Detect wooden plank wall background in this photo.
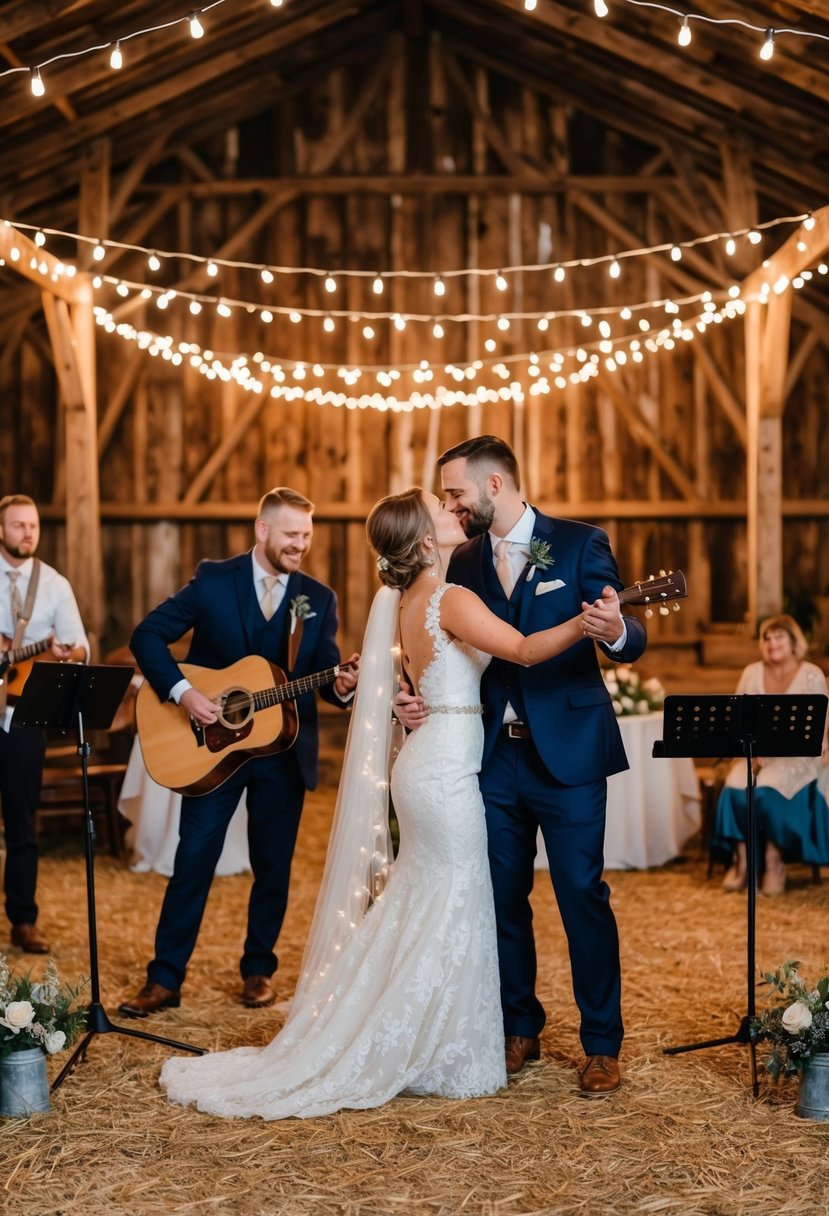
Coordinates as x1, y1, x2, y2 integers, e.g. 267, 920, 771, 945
1, 52, 828, 657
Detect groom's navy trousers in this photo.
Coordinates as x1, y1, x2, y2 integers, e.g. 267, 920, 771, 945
448, 509, 647, 1057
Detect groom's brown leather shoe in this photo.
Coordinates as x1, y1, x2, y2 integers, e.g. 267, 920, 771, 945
579, 1054, 621, 1097
505, 1035, 541, 1075
10, 923, 50, 954
242, 975, 276, 1008
118, 982, 180, 1019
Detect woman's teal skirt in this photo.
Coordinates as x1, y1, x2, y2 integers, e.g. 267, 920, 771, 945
712, 780, 829, 865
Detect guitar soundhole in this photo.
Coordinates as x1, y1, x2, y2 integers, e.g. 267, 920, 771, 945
218, 686, 254, 729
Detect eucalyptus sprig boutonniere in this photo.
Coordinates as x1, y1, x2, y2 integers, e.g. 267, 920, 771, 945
525, 537, 555, 582
289, 594, 317, 635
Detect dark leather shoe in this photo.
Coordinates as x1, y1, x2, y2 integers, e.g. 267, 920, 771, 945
579, 1054, 621, 1097
242, 975, 276, 1008
10, 923, 50, 954
118, 982, 180, 1019
505, 1035, 541, 1075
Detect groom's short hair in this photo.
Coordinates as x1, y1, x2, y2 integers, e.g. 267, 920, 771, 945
437, 434, 520, 490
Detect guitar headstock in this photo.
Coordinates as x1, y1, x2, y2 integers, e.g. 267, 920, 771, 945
619, 569, 687, 618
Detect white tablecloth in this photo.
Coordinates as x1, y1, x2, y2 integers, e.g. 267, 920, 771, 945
118, 737, 251, 876
535, 712, 701, 871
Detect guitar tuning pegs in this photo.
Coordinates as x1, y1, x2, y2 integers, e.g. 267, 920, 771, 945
658, 568, 666, 577
659, 605, 670, 616
672, 602, 681, 612
645, 608, 654, 619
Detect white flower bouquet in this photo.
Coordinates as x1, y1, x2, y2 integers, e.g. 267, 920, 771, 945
602, 665, 665, 716
0, 955, 87, 1059
752, 961, 829, 1081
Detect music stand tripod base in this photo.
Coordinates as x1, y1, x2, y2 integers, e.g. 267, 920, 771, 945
654, 692, 828, 1097
12, 661, 205, 1091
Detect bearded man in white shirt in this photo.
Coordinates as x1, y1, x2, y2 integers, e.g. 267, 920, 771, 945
0, 494, 89, 954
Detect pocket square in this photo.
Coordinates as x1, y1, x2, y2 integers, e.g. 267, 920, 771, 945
535, 579, 566, 596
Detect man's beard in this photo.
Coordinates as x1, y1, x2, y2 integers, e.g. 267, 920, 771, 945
0, 540, 35, 561
459, 494, 495, 538
264, 540, 304, 572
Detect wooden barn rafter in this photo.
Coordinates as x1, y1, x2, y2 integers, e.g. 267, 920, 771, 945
1, 0, 828, 655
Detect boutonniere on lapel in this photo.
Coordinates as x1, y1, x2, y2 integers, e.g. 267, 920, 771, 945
289, 594, 317, 635
525, 537, 555, 582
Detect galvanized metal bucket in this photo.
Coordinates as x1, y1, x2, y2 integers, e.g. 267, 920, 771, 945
796, 1052, 829, 1121
0, 1047, 51, 1117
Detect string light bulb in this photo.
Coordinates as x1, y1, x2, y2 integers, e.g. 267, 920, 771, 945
34, 231, 46, 247
260, 266, 274, 284
594, 0, 609, 15
725, 237, 736, 256
92, 243, 106, 262
206, 260, 218, 277
523, 0, 538, 10
324, 273, 337, 293
189, 12, 205, 39
372, 275, 384, 295
30, 68, 45, 97
495, 272, 508, 292
803, 214, 816, 232
677, 17, 692, 46
760, 29, 774, 60
433, 276, 446, 298
110, 41, 123, 70
148, 252, 161, 271
670, 245, 682, 261
609, 259, 621, 279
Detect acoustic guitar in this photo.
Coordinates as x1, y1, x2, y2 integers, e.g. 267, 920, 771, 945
0, 637, 54, 701
136, 571, 686, 798
136, 656, 355, 796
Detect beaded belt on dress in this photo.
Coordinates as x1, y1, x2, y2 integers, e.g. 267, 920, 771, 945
427, 704, 484, 715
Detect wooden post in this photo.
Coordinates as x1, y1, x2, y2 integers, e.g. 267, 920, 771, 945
42, 279, 104, 646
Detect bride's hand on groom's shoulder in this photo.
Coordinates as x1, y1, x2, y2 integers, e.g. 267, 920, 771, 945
394, 680, 429, 731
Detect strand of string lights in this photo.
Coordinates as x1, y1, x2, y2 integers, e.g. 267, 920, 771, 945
92, 289, 754, 411
4, 212, 813, 289
1, 0, 288, 96
564, 0, 829, 57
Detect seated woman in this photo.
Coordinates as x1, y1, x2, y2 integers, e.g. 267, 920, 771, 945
712, 614, 829, 896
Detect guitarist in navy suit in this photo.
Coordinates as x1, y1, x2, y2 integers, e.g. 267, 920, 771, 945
397, 436, 646, 1096
119, 488, 359, 1016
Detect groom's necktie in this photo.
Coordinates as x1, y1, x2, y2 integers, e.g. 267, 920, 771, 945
494, 540, 515, 598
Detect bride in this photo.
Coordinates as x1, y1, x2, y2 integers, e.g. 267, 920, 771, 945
160, 487, 593, 1119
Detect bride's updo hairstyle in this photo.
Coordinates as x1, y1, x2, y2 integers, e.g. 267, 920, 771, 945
367, 487, 435, 591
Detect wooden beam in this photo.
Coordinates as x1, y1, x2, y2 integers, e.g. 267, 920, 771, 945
595, 371, 698, 500
306, 38, 401, 174
438, 41, 547, 182
98, 346, 144, 455
692, 342, 747, 446
0, 224, 80, 304
41, 284, 103, 639
182, 388, 271, 504
0, 39, 78, 123
134, 173, 676, 197
35, 498, 766, 523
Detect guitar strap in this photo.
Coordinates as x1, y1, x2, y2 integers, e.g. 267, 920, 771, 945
0, 558, 40, 714
288, 615, 303, 672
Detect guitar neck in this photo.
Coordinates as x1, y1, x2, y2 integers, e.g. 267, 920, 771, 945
6, 637, 52, 665
253, 664, 343, 712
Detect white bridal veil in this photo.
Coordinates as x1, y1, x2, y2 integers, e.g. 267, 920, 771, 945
287, 585, 400, 1018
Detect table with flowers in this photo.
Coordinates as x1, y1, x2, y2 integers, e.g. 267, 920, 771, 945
535, 667, 701, 871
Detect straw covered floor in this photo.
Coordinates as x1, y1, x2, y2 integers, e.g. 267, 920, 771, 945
3, 781, 829, 1216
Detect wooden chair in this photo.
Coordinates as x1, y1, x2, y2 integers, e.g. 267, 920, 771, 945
37, 654, 138, 858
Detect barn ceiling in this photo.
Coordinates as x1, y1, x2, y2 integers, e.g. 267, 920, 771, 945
0, 0, 827, 220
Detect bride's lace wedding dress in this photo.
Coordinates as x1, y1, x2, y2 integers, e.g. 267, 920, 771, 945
160, 584, 506, 1119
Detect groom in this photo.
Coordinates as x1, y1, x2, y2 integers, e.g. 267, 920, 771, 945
398, 435, 646, 1096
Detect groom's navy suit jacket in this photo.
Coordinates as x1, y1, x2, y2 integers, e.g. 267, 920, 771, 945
131, 551, 344, 791
447, 509, 647, 786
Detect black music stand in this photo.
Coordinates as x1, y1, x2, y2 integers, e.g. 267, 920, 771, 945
13, 661, 204, 1091
653, 693, 827, 1095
